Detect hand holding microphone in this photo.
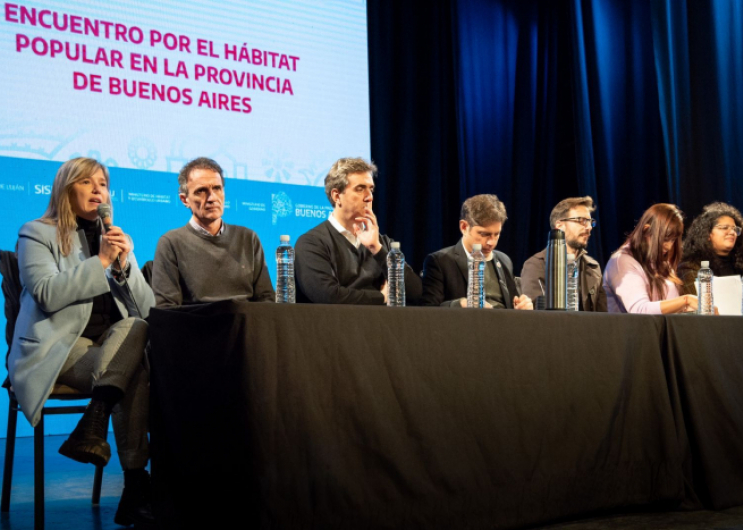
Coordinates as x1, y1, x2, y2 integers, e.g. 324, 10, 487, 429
96, 204, 131, 270
96, 204, 141, 317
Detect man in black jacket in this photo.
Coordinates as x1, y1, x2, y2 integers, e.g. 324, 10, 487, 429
421, 194, 532, 309
295, 157, 422, 305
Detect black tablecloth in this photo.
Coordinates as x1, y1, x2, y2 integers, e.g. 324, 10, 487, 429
149, 302, 688, 529
663, 315, 743, 510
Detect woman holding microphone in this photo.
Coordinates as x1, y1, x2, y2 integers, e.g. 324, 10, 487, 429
8, 157, 155, 527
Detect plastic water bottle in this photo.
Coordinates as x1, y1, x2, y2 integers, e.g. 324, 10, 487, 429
467, 244, 485, 308
696, 261, 714, 315
275, 235, 295, 304
386, 242, 405, 307
566, 253, 579, 311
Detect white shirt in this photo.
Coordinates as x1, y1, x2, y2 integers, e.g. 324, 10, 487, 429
189, 217, 224, 237
329, 213, 360, 249
461, 240, 495, 262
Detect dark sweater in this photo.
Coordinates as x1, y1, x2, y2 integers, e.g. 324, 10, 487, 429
152, 222, 275, 307
678, 254, 741, 295
77, 217, 121, 339
295, 220, 422, 305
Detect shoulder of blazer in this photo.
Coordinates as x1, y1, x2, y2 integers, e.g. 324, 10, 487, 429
19, 219, 57, 241
427, 244, 461, 268
493, 250, 514, 273
582, 253, 602, 270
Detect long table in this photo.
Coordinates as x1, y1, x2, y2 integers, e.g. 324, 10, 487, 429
148, 302, 743, 529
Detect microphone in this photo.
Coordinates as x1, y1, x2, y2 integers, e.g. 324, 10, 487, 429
97, 203, 113, 232
96, 202, 142, 317
97, 203, 118, 263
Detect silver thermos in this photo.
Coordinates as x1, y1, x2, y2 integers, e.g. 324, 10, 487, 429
545, 229, 567, 310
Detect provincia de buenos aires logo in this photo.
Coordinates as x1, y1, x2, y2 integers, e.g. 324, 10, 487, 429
271, 191, 333, 225
271, 191, 292, 225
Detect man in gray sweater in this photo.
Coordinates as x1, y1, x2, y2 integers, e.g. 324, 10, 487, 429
152, 157, 275, 307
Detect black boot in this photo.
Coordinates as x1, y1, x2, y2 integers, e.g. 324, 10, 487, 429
58, 400, 111, 467
115, 469, 156, 528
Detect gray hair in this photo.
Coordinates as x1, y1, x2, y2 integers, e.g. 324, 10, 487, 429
324, 157, 378, 206
178, 157, 224, 195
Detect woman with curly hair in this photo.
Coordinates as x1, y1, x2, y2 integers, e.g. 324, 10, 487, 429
677, 202, 743, 294
603, 203, 697, 313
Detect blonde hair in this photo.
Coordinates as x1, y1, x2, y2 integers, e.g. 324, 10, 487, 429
39, 158, 110, 256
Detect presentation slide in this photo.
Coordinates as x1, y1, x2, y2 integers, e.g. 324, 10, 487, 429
0, 0, 370, 434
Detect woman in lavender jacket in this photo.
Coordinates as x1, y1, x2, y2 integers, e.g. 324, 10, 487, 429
603, 203, 698, 314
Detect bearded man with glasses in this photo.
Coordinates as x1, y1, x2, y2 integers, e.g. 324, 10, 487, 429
521, 196, 607, 311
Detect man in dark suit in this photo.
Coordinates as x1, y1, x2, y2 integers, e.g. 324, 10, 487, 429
421, 194, 532, 309
295, 157, 422, 305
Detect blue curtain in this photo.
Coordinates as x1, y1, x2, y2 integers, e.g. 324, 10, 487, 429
453, 1, 568, 262
566, 0, 666, 263
368, 0, 743, 271
709, 1, 743, 202
367, 2, 463, 266
652, 0, 743, 207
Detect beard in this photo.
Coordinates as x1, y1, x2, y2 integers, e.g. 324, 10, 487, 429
567, 234, 588, 252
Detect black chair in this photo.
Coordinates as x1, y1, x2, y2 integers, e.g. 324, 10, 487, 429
0, 250, 107, 530
141, 260, 154, 287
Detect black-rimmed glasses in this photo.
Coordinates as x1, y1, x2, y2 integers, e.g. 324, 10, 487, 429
560, 217, 597, 228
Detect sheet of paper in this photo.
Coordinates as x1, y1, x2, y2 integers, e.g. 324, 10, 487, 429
712, 275, 743, 316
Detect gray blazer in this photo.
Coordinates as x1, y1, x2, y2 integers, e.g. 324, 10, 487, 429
8, 220, 155, 426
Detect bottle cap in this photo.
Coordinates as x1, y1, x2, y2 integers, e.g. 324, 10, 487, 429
701, 260, 709, 268
280, 235, 290, 242
390, 242, 400, 249
567, 253, 575, 260
548, 229, 565, 240
472, 244, 482, 251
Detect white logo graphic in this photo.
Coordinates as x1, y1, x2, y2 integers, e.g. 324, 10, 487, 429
271, 192, 293, 225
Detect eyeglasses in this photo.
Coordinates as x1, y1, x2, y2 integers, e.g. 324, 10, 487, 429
560, 217, 597, 228
714, 224, 742, 236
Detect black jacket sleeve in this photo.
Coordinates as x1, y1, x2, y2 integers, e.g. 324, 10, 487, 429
421, 253, 461, 307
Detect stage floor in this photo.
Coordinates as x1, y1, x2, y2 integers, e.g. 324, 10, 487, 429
0, 435, 741, 529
